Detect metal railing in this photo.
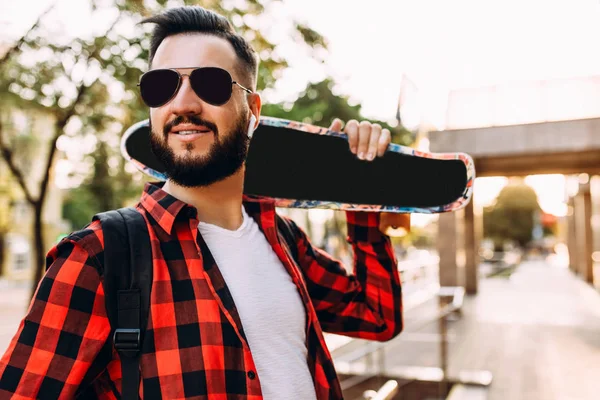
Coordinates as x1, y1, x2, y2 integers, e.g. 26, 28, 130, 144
363, 380, 399, 400
337, 287, 467, 398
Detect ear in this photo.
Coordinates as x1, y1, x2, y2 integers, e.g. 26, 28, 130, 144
247, 92, 262, 129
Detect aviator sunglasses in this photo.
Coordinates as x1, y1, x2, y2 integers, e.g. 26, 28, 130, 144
138, 67, 253, 108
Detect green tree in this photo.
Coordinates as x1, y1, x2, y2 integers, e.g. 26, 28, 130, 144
483, 181, 541, 249
0, 0, 328, 298
262, 78, 413, 146
62, 140, 145, 230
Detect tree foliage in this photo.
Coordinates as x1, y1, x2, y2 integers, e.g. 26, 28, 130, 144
483, 181, 541, 249
262, 78, 413, 146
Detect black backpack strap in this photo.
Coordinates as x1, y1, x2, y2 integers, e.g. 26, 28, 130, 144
276, 215, 299, 263
94, 207, 152, 400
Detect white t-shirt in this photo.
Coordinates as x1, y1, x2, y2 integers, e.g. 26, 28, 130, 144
197, 207, 317, 400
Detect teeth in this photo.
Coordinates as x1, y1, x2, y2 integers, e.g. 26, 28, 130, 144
177, 130, 205, 135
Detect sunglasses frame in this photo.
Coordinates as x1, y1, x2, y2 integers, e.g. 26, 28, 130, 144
137, 67, 253, 108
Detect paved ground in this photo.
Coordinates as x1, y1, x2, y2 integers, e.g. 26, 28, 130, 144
331, 260, 600, 400
0, 280, 32, 356
447, 261, 600, 400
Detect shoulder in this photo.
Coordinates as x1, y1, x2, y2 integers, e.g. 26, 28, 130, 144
275, 212, 300, 233
67, 219, 104, 255
274, 213, 307, 251
49, 207, 149, 274
47, 219, 104, 274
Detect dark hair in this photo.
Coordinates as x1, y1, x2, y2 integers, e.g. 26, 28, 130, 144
141, 6, 258, 89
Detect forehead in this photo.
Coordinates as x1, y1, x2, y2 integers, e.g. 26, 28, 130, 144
151, 33, 238, 72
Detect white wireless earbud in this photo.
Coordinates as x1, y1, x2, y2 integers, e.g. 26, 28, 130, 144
247, 114, 257, 138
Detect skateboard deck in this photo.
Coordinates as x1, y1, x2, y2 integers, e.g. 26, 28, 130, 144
121, 117, 474, 214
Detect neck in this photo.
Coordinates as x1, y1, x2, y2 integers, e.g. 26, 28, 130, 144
162, 166, 246, 230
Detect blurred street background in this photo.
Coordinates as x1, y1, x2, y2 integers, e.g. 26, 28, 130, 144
1, 1, 600, 399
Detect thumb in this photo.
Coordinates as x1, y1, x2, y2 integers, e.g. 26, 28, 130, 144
329, 118, 344, 132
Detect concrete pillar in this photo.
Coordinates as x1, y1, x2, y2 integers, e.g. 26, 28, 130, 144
591, 176, 600, 287
582, 185, 594, 284
575, 183, 594, 284
437, 212, 460, 287
566, 196, 578, 273
463, 197, 479, 295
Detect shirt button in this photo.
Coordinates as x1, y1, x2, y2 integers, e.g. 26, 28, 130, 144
247, 371, 256, 380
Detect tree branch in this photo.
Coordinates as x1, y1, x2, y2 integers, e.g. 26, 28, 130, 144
39, 14, 121, 206
0, 3, 55, 66
39, 77, 97, 209
2, 11, 122, 210
0, 119, 36, 205
65, 14, 121, 96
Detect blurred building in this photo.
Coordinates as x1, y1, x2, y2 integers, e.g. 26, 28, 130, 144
422, 76, 600, 292
444, 75, 600, 130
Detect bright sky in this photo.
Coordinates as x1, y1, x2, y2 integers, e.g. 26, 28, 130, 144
279, 0, 600, 126
7, 0, 600, 121
4, 0, 597, 218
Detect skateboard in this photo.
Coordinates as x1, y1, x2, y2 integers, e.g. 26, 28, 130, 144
121, 117, 474, 214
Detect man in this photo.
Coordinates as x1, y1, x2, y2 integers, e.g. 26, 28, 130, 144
0, 6, 402, 399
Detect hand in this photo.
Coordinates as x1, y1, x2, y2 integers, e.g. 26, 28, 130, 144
329, 118, 391, 161
379, 212, 411, 236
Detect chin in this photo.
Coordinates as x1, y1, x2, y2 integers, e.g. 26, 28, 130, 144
170, 142, 211, 157
179, 147, 208, 156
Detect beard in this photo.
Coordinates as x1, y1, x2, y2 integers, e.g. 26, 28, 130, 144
149, 114, 250, 188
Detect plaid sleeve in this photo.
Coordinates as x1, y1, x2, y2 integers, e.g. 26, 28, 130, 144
290, 211, 403, 341
0, 238, 111, 399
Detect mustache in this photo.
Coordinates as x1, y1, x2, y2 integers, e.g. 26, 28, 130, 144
163, 115, 219, 137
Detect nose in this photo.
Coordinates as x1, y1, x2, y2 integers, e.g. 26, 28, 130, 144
168, 74, 203, 116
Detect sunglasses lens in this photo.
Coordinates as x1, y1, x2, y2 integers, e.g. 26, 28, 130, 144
139, 69, 180, 107
191, 67, 233, 106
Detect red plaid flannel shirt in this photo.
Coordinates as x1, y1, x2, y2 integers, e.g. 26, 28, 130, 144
0, 183, 403, 399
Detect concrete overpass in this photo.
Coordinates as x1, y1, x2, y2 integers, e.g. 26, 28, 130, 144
428, 117, 600, 294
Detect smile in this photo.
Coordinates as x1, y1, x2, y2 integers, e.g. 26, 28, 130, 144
170, 123, 214, 136
175, 130, 210, 135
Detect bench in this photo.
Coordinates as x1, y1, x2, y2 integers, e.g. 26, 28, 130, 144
446, 384, 488, 400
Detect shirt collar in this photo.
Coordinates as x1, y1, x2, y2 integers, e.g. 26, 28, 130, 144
139, 182, 276, 235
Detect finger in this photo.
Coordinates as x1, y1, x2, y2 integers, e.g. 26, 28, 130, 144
377, 129, 391, 157
345, 119, 359, 154
357, 121, 371, 160
366, 124, 381, 161
329, 118, 344, 132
